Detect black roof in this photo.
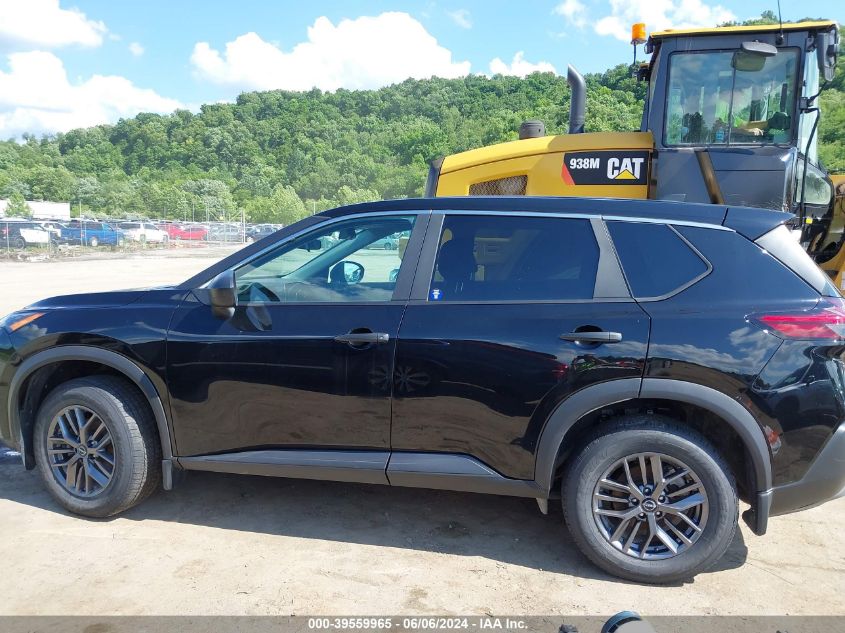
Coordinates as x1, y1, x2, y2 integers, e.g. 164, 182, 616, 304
325, 196, 791, 240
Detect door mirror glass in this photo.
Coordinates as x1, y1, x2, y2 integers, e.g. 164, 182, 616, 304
335, 261, 364, 284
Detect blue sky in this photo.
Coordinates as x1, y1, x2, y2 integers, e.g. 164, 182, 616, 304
0, 0, 843, 138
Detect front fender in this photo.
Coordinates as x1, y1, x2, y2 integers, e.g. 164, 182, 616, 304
7, 345, 174, 468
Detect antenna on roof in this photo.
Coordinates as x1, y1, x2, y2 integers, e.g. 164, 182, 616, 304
775, 0, 785, 45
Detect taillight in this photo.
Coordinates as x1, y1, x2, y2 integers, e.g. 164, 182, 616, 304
754, 299, 845, 340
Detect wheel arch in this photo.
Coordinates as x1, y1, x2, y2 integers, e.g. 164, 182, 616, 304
534, 378, 773, 501
8, 346, 174, 470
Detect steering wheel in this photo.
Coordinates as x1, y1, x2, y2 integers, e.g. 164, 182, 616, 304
244, 282, 280, 303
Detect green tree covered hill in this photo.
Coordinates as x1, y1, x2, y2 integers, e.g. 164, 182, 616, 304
0, 25, 842, 224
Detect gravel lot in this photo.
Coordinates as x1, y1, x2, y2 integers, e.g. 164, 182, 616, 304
1, 253, 843, 616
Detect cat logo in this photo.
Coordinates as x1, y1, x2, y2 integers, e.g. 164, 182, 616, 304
607, 156, 646, 181
561, 150, 650, 186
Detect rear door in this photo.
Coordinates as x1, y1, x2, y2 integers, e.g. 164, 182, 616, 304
390, 212, 650, 481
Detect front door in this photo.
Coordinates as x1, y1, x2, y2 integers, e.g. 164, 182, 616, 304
167, 212, 424, 458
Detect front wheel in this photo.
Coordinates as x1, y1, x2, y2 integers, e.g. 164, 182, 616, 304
562, 416, 738, 584
34, 376, 161, 517
88, 236, 99, 248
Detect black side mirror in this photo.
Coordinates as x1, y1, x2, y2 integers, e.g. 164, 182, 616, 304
817, 28, 839, 82
207, 269, 237, 319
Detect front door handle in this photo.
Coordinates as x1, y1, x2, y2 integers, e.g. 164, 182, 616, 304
334, 332, 390, 345
559, 331, 623, 344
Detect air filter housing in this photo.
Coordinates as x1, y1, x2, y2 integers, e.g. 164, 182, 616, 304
519, 120, 545, 140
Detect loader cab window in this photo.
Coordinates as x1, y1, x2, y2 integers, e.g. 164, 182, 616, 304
665, 48, 799, 146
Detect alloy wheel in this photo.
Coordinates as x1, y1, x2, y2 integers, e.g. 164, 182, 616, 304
46, 405, 116, 497
592, 451, 708, 560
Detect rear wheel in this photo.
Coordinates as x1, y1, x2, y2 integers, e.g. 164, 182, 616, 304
88, 236, 99, 248
562, 416, 738, 584
12, 236, 25, 250
34, 376, 161, 517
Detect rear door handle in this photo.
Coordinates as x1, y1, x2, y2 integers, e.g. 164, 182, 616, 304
559, 331, 623, 344
334, 332, 390, 345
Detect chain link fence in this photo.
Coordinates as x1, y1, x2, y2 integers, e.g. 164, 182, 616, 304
0, 216, 275, 260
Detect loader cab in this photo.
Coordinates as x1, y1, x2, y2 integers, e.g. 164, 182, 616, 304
642, 21, 839, 220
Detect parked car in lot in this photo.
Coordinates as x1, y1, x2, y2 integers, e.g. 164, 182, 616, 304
366, 232, 400, 250
61, 221, 125, 247
2, 196, 845, 584
119, 222, 168, 244
207, 224, 245, 242
37, 221, 70, 244
160, 223, 208, 241
0, 220, 52, 249
245, 225, 278, 243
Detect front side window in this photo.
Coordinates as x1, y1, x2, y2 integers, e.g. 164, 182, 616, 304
429, 215, 599, 302
235, 214, 416, 303
665, 49, 798, 146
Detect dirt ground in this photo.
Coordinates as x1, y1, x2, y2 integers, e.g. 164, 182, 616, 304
1, 253, 843, 616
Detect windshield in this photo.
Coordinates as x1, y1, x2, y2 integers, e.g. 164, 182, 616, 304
665, 48, 799, 146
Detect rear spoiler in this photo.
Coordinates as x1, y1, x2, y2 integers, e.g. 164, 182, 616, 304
722, 207, 794, 241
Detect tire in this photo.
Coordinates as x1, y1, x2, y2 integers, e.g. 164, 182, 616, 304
88, 236, 99, 248
12, 236, 25, 250
562, 415, 737, 584
33, 376, 161, 517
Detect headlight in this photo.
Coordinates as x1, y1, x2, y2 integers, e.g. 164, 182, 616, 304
0, 312, 45, 333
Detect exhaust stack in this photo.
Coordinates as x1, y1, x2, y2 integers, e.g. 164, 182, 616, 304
567, 64, 586, 134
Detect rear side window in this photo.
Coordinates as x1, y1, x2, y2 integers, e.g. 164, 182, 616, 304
429, 215, 599, 301
607, 221, 709, 299
756, 224, 839, 296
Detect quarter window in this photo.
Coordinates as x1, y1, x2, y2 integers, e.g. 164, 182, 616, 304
429, 215, 599, 302
235, 215, 416, 303
607, 221, 708, 298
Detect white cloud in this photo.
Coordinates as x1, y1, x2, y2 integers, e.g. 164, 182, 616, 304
128, 42, 145, 57
447, 9, 473, 29
0, 0, 107, 50
0, 51, 182, 138
553, 0, 587, 29
592, 0, 735, 42
489, 52, 556, 77
190, 12, 471, 92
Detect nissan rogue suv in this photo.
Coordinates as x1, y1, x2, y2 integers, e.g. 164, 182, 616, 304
1, 196, 844, 584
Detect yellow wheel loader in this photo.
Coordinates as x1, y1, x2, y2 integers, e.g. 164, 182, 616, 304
425, 21, 845, 286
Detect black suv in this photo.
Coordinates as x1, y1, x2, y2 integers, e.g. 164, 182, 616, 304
2, 197, 844, 583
